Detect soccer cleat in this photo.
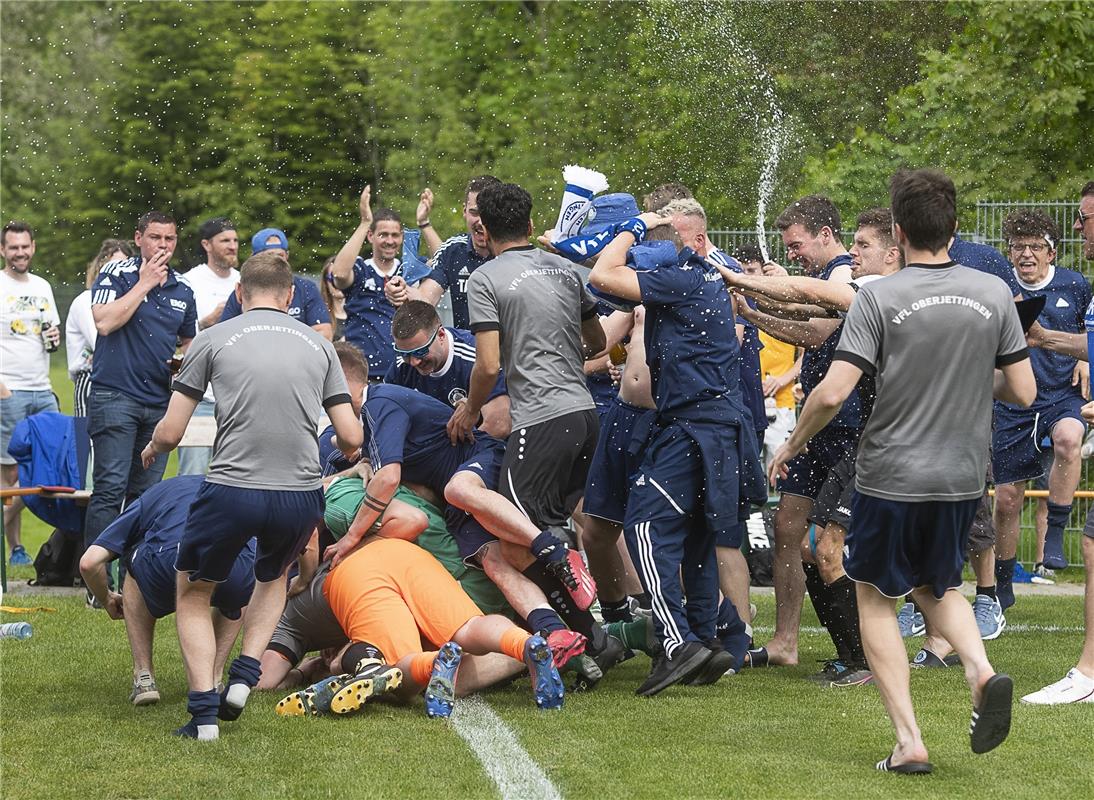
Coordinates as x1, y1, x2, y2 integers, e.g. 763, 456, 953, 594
972, 595, 1006, 640
897, 602, 925, 638
1020, 668, 1094, 705
544, 549, 597, 611
9, 545, 32, 566
970, 673, 1013, 754
544, 628, 587, 671
635, 641, 713, 697
424, 642, 463, 719
524, 634, 564, 710
129, 671, 160, 706
330, 661, 404, 716
1042, 529, 1068, 571
911, 648, 961, 668
830, 668, 874, 688
806, 659, 847, 685
276, 674, 350, 717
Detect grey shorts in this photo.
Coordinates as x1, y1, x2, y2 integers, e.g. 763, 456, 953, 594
966, 489, 996, 553
1083, 505, 1094, 539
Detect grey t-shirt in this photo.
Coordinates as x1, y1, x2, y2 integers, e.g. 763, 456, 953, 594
834, 263, 1028, 502
467, 246, 598, 428
174, 308, 351, 491
267, 562, 346, 665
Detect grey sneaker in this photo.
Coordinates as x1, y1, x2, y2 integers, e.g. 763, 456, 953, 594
972, 594, 1006, 640
130, 671, 160, 706
830, 668, 874, 687
897, 602, 924, 638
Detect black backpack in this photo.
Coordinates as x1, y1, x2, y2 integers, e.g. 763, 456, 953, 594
743, 508, 775, 587
30, 528, 83, 587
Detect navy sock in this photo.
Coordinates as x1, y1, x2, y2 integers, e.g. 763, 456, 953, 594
186, 688, 220, 727
826, 576, 866, 669
1045, 502, 1070, 559
995, 556, 1017, 611
530, 531, 567, 563
527, 607, 566, 635
600, 598, 633, 623
218, 655, 262, 721
976, 584, 997, 600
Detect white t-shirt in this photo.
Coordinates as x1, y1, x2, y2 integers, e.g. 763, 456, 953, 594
0, 269, 60, 391
179, 263, 241, 403
65, 290, 96, 377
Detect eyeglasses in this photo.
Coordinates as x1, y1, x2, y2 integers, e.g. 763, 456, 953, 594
393, 326, 441, 360
1008, 241, 1050, 255
1079, 208, 1094, 226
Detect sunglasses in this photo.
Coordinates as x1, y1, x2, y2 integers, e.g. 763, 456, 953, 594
393, 326, 441, 359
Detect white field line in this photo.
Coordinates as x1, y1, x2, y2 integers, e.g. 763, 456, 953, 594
451, 695, 562, 800
752, 623, 1085, 635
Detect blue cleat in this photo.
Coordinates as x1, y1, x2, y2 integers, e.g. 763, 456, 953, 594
524, 634, 564, 710
9, 546, 31, 566
424, 642, 462, 719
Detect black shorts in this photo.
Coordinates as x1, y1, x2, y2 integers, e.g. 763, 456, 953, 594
809, 454, 855, 531
778, 425, 859, 500
501, 408, 599, 530
965, 490, 995, 553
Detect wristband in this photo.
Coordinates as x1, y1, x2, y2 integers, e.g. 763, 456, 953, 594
619, 217, 648, 243
418, 220, 432, 228
363, 491, 390, 514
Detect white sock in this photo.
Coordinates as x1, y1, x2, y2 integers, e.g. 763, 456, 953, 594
225, 683, 251, 708
744, 623, 753, 639
196, 724, 219, 741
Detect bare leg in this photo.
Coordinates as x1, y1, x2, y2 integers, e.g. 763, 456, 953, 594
1, 464, 23, 553
1048, 419, 1084, 507
452, 614, 525, 656
1035, 499, 1048, 563
454, 653, 525, 696
992, 482, 1024, 562
212, 608, 245, 684
122, 575, 156, 678
815, 526, 846, 584
175, 574, 218, 692
767, 493, 813, 664
1079, 535, 1094, 678
445, 471, 541, 547
910, 586, 996, 705
618, 536, 643, 596
716, 546, 752, 624
480, 542, 550, 619
239, 578, 288, 660
856, 583, 929, 766
583, 516, 627, 603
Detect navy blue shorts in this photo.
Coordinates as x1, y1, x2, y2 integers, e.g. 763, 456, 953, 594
992, 396, 1085, 485
584, 398, 656, 525
777, 425, 859, 500
445, 437, 505, 564
176, 482, 323, 583
845, 492, 980, 599
131, 539, 256, 619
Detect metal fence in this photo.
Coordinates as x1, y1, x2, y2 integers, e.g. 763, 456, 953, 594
975, 200, 1085, 274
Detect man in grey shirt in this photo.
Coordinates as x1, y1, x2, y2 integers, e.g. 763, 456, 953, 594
768, 169, 1035, 773
449, 181, 605, 608
142, 251, 363, 741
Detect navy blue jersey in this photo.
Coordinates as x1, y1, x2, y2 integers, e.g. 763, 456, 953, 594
428, 235, 490, 329
708, 248, 767, 433
362, 383, 494, 495
383, 327, 507, 408
799, 254, 861, 429
342, 257, 414, 375
220, 275, 330, 328
90, 258, 197, 406
1005, 265, 1090, 409
586, 300, 618, 414
950, 234, 1022, 298
636, 248, 744, 422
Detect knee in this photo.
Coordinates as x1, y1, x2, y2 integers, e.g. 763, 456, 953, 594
444, 477, 473, 511
1053, 432, 1082, 463
993, 487, 1023, 519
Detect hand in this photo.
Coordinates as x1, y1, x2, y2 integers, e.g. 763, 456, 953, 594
1075, 361, 1091, 401
446, 400, 477, 445
536, 231, 561, 253
140, 442, 159, 469
352, 460, 374, 481
323, 538, 354, 568
608, 362, 623, 383
1083, 401, 1094, 425
287, 572, 309, 598
767, 441, 805, 487
43, 324, 61, 348
416, 188, 434, 226
358, 184, 373, 226
638, 211, 670, 228
1025, 320, 1046, 348
105, 591, 124, 620
385, 276, 408, 306
202, 301, 226, 329
762, 376, 782, 397
138, 248, 170, 289
792, 383, 805, 403
762, 261, 789, 277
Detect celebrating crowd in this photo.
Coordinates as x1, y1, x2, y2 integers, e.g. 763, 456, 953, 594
2, 169, 1093, 774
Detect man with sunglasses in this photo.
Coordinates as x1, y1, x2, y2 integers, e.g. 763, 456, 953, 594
991, 210, 1090, 613
385, 300, 511, 439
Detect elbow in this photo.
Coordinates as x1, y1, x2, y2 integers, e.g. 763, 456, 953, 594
93, 319, 113, 337
1016, 385, 1037, 408
813, 385, 848, 411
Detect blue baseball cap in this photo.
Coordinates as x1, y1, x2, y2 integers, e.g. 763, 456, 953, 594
252, 227, 289, 253
581, 193, 641, 236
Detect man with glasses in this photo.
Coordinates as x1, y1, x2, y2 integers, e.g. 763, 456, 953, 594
992, 209, 1089, 617
385, 300, 511, 438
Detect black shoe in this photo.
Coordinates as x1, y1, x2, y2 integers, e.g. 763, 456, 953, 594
685, 644, 735, 686
635, 642, 713, 697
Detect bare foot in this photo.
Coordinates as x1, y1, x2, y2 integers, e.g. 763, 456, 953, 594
887, 739, 930, 768
762, 642, 799, 666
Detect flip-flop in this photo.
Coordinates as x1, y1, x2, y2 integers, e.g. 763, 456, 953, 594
911, 648, 961, 669
742, 647, 769, 669
970, 673, 1013, 753
875, 755, 933, 775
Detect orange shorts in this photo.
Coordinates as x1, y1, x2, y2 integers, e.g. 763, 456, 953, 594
322, 537, 484, 663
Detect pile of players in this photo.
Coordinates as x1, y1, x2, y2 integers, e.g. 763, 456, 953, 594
75, 171, 1094, 773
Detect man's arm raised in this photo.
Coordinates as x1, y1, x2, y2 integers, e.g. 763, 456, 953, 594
331, 185, 372, 291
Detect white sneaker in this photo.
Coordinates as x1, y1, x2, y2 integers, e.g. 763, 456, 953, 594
1021, 668, 1094, 705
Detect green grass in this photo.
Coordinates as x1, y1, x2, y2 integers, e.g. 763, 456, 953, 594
1, 592, 1090, 800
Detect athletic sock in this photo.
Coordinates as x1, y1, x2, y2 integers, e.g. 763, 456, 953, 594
522, 562, 596, 636
1045, 501, 1071, 558
526, 606, 566, 635
975, 584, 997, 601
177, 689, 220, 740
600, 597, 633, 623
218, 654, 262, 721
995, 556, 1017, 611
803, 562, 838, 648
530, 530, 568, 564
409, 651, 437, 686
500, 628, 532, 662
825, 576, 866, 669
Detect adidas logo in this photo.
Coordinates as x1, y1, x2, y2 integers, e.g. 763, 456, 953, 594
635, 475, 646, 486
467, 462, 482, 469
1057, 297, 1070, 308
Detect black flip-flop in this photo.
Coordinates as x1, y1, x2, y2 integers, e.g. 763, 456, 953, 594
911, 648, 961, 669
742, 647, 769, 668
970, 673, 1013, 753
875, 755, 933, 775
